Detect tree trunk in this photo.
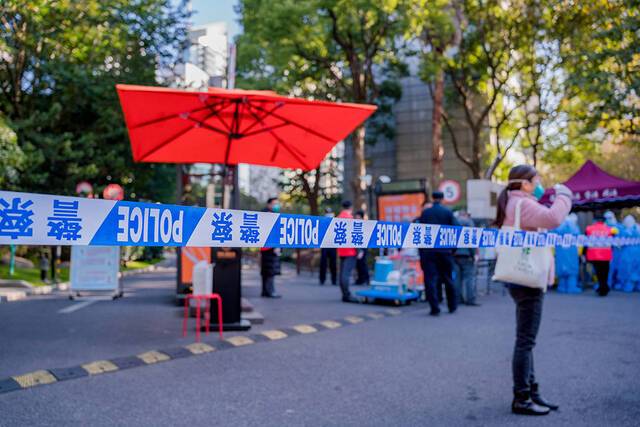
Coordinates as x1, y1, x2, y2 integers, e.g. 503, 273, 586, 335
300, 168, 320, 216
307, 192, 319, 216
350, 125, 367, 211
430, 71, 445, 190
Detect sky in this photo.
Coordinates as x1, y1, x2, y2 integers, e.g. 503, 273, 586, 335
190, 0, 241, 39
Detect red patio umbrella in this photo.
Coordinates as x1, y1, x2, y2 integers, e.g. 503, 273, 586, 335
115, 84, 377, 171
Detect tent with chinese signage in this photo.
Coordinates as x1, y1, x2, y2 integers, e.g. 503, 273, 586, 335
541, 160, 640, 210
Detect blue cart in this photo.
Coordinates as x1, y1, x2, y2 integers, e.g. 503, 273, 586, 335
356, 256, 421, 306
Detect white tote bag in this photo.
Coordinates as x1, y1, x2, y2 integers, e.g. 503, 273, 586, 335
492, 199, 552, 289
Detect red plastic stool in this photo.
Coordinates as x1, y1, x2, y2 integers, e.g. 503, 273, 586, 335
183, 294, 224, 342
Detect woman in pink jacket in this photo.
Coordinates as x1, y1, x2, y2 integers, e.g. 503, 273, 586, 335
495, 164, 572, 416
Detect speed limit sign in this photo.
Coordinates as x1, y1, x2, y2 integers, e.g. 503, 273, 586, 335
438, 180, 461, 204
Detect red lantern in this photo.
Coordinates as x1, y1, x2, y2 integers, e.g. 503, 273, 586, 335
103, 183, 124, 200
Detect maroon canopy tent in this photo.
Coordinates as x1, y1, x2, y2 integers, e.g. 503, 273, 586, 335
541, 160, 640, 210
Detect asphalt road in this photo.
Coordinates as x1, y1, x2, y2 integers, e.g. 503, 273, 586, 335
1, 264, 639, 426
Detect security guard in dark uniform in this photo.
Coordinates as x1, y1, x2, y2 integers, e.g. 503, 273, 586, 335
260, 197, 282, 298
418, 191, 458, 316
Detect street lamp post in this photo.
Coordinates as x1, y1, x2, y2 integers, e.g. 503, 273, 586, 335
362, 174, 373, 218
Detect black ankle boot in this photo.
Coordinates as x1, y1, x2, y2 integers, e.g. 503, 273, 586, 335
512, 391, 551, 416
531, 383, 559, 410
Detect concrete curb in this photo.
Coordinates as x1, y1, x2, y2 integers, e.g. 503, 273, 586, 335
0, 285, 54, 302
119, 264, 162, 278
0, 264, 173, 302
0, 308, 408, 394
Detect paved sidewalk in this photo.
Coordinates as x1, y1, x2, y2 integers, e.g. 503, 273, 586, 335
0, 269, 638, 426
0, 258, 409, 380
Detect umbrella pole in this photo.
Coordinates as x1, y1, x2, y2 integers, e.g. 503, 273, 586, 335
221, 164, 235, 209
221, 164, 240, 210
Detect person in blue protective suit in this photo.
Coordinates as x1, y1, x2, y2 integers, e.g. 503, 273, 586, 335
604, 210, 617, 227
554, 213, 581, 293
618, 215, 640, 293
604, 211, 622, 290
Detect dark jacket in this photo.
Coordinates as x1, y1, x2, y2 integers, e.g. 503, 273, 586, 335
260, 206, 281, 277
260, 248, 281, 277
417, 202, 457, 255
454, 216, 475, 258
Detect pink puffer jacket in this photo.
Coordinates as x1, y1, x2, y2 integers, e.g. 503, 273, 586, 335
503, 190, 572, 285
503, 190, 571, 231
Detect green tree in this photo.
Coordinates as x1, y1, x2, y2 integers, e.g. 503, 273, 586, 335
526, 1, 639, 177
237, 0, 409, 210
411, 0, 460, 188
432, 0, 547, 179
552, 0, 639, 143
0, 0, 189, 202
280, 151, 343, 215
0, 116, 24, 189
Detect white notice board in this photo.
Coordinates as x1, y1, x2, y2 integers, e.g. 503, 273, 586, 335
70, 246, 121, 294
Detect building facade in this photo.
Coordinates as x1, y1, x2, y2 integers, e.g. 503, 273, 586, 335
344, 76, 475, 209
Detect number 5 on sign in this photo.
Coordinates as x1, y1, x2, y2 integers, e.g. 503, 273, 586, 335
438, 180, 461, 205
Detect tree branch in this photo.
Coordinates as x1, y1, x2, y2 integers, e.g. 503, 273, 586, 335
442, 111, 474, 170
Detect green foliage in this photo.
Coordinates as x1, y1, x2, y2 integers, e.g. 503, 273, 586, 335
413, 0, 638, 180
365, 75, 405, 144
279, 150, 342, 215
1, 0, 636, 201
237, 0, 412, 208
237, 0, 409, 101
0, 263, 70, 286
552, 0, 639, 142
0, 0, 189, 202
0, 116, 24, 189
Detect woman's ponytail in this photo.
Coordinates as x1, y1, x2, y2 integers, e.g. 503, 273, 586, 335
494, 189, 510, 227
493, 164, 538, 228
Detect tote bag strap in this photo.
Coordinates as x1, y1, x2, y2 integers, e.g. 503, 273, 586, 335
514, 198, 524, 230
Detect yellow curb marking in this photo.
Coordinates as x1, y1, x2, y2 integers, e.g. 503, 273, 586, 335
3, 308, 403, 393
137, 351, 170, 364
293, 324, 318, 334
226, 336, 255, 347
12, 370, 57, 388
185, 342, 215, 354
320, 320, 341, 329
82, 360, 118, 375
262, 330, 288, 340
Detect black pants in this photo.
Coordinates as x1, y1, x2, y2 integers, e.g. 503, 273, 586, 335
339, 256, 356, 298
319, 248, 337, 285
261, 275, 275, 296
509, 285, 544, 394
40, 270, 47, 281
355, 251, 370, 285
592, 260, 610, 296
420, 252, 457, 313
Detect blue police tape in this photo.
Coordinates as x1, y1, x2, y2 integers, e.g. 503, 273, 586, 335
1, 190, 639, 249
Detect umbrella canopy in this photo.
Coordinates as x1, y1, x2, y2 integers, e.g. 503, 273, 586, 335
116, 84, 377, 171
541, 160, 640, 210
